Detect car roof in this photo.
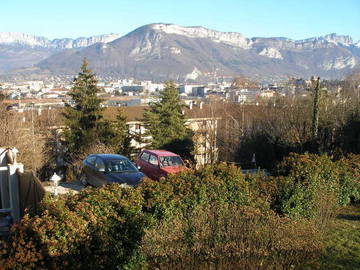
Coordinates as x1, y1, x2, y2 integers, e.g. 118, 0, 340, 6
142, 149, 179, 157
88, 154, 128, 160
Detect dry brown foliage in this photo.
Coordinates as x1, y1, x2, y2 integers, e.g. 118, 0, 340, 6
142, 204, 322, 270
0, 103, 45, 172
65, 142, 117, 181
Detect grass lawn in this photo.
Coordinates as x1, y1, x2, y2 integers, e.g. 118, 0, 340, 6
321, 204, 360, 269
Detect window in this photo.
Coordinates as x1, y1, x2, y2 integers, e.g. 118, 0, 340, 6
149, 155, 159, 166
105, 159, 137, 173
94, 158, 105, 170
135, 124, 141, 130
86, 156, 96, 165
140, 152, 150, 162
159, 156, 184, 167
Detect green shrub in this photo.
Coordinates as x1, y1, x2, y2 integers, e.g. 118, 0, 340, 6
138, 164, 322, 269
336, 154, 360, 203
273, 153, 360, 222
274, 154, 340, 221
139, 163, 253, 218
0, 186, 148, 270
2, 161, 347, 269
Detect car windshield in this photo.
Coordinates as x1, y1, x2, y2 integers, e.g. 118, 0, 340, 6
159, 156, 184, 167
105, 159, 137, 173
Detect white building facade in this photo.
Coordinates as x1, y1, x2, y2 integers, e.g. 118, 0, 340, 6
126, 117, 220, 166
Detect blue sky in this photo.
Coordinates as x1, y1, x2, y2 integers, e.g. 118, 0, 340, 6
1, 0, 360, 41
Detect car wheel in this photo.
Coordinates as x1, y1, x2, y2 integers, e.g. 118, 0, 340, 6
80, 173, 88, 186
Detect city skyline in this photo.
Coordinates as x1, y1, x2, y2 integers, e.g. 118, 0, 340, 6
1, 0, 360, 41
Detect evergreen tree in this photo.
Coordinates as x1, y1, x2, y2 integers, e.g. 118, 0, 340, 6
143, 81, 194, 159
111, 108, 135, 156
63, 58, 109, 161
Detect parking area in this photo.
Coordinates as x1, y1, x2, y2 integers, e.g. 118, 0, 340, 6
43, 180, 85, 195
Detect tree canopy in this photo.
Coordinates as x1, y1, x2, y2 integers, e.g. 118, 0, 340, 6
62, 58, 131, 162
143, 81, 193, 159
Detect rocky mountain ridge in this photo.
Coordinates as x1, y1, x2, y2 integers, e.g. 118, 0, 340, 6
1, 24, 359, 81
0, 32, 122, 49
1, 25, 358, 49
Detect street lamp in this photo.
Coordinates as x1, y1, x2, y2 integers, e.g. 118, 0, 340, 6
50, 173, 61, 196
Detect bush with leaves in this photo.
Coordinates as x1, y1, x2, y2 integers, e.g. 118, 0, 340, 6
0, 162, 333, 269
336, 154, 360, 203
142, 204, 322, 270
139, 163, 254, 221
0, 185, 148, 270
273, 153, 360, 223
138, 164, 322, 269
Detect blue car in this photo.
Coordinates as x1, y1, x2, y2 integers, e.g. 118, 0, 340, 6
80, 154, 145, 187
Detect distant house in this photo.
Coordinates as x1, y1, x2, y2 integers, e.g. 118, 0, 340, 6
105, 105, 220, 165
41, 93, 61, 99
228, 89, 259, 104
178, 85, 196, 95
259, 90, 276, 98
106, 99, 141, 107
121, 86, 144, 92
186, 117, 219, 165
192, 86, 207, 97
41, 88, 68, 99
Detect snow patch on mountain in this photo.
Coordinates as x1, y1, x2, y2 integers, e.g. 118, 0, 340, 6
130, 39, 154, 58
170, 47, 181, 54
322, 33, 353, 46
70, 34, 121, 48
0, 32, 121, 49
0, 32, 49, 47
297, 33, 354, 47
258, 47, 283, 59
185, 67, 202, 81
151, 24, 251, 49
322, 56, 356, 70
297, 63, 310, 70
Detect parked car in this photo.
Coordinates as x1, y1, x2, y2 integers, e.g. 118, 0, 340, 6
80, 154, 145, 187
135, 150, 187, 180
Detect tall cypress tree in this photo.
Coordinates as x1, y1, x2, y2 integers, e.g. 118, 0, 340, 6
143, 81, 193, 158
63, 58, 106, 161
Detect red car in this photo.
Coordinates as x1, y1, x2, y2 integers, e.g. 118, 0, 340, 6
135, 150, 187, 180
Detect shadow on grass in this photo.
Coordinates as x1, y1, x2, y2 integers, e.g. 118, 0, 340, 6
322, 253, 360, 270
321, 204, 360, 270
336, 214, 360, 221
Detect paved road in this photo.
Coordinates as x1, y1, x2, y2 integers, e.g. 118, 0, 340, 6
241, 169, 270, 175
44, 180, 85, 195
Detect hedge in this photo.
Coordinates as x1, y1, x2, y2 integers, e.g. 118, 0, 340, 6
2, 155, 359, 270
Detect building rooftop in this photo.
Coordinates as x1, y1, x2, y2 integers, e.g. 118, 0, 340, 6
104, 103, 220, 122
104, 106, 147, 122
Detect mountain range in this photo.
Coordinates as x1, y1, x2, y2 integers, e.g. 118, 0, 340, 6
1, 23, 360, 82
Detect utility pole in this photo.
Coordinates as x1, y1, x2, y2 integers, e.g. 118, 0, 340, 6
31, 102, 35, 149
312, 77, 321, 139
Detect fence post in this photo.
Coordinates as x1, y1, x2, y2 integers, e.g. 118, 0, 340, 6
8, 164, 23, 222
0, 148, 8, 209
0, 168, 10, 209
